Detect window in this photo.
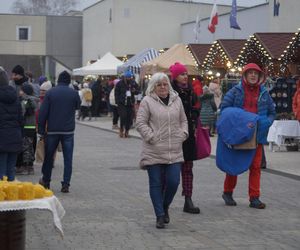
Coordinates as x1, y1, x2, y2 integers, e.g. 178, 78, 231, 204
16, 26, 31, 41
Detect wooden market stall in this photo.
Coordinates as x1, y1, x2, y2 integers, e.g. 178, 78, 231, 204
234, 32, 298, 114
201, 39, 246, 78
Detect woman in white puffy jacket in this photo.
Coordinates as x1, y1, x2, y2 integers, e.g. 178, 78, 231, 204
136, 72, 188, 229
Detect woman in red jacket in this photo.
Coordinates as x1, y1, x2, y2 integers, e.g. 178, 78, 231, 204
292, 79, 300, 121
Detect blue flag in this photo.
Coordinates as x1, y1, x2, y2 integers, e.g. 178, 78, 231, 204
230, 0, 241, 30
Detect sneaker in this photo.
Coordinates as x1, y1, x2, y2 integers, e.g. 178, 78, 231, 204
222, 192, 237, 206
39, 178, 50, 189
156, 216, 165, 229
249, 198, 266, 209
61, 184, 69, 193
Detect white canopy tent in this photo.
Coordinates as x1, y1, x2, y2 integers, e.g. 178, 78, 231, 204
73, 52, 123, 76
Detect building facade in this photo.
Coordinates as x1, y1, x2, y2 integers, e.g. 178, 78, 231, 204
182, 1, 300, 44
0, 14, 82, 80
82, 0, 232, 64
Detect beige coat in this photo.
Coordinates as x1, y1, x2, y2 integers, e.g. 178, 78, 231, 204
136, 91, 188, 169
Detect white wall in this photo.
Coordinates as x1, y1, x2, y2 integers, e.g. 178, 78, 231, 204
181, 1, 300, 44
181, 4, 269, 44
83, 0, 114, 64
0, 15, 46, 55
268, 0, 300, 32
83, 0, 231, 62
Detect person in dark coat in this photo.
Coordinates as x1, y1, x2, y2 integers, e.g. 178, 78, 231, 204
91, 77, 103, 117
115, 70, 139, 138
9, 65, 28, 96
170, 62, 200, 214
38, 71, 81, 193
0, 67, 23, 181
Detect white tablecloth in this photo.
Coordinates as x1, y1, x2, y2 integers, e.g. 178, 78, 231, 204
267, 120, 300, 146
0, 196, 65, 236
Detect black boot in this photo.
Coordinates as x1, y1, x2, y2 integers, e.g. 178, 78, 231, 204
222, 192, 237, 206
183, 196, 200, 214
163, 206, 170, 224
156, 216, 165, 229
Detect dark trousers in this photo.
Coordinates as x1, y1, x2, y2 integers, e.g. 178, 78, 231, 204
118, 105, 133, 131
42, 134, 74, 186
91, 99, 101, 117
112, 105, 119, 125
147, 163, 181, 217
181, 161, 194, 197
80, 106, 91, 120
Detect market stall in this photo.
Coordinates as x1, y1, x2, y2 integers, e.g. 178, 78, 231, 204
73, 52, 123, 76
202, 39, 246, 78
140, 44, 199, 77
187, 43, 211, 75
234, 32, 299, 114
117, 48, 160, 75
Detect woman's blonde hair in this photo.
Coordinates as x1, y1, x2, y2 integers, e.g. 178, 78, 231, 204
145, 72, 173, 96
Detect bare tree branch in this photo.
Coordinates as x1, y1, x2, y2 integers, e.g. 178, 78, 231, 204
11, 0, 78, 15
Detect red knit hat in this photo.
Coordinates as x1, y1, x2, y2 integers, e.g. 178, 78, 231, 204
169, 62, 187, 80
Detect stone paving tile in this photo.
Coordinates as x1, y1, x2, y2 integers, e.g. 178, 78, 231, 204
18, 124, 300, 250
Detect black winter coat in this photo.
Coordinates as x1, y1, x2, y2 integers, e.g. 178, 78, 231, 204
0, 85, 23, 153
172, 82, 198, 161
115, 79, 139, 107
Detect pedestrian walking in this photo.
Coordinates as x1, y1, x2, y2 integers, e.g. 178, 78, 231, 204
115, 70, 139, 138
79, 83, 93, 121
16, 83, 38, 175
9, 65, 28, 96
109, 79, 120, 129
169, 62, 200, 214
0, 67, 23, 181
292, 79, 300, 121
136, 72, 188, 229
199, 86, 217, 137
220, 63, 275, 209
38, 71, 81, 193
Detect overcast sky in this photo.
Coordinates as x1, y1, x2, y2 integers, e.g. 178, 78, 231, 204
0, 0, 268, 14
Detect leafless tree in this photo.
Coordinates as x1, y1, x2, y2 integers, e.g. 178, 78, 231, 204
11, 0, 78, 15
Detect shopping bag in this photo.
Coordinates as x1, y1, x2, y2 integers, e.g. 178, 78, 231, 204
195, 120, 211, 160
35, 139, 45, 163
233, 125, 257, 150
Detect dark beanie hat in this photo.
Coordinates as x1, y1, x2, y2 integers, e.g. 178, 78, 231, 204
12, 65, 25, 76
58, 71, 71, 84
21, 83, 34, 95
0, 67, 9, 86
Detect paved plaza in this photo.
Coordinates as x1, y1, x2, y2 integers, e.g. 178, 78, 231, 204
17, 121, 300, 250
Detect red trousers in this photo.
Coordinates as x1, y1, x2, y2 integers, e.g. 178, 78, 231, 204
223, 144, 263, 200
181, 161, 193, 197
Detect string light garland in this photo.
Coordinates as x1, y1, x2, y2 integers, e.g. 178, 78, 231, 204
202, 41, 230, 73
234, 34, 275, 75
279, 28, 300, 74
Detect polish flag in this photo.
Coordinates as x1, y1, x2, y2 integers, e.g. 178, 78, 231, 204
208, 1, 218, 33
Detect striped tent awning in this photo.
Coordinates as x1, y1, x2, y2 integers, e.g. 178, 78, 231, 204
117, 48, 160, 74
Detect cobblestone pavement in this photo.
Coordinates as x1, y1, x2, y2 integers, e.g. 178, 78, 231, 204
18, 124, 300, 250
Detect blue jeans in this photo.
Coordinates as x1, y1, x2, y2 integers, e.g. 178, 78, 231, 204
0, 152, 17, 181
42, 134, 74, 186
147, 163, 181, 217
